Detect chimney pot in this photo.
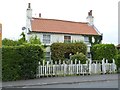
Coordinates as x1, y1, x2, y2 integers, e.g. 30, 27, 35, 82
39, 13, 41, 17
28, 3, 31, 8
88, 10, 92, 16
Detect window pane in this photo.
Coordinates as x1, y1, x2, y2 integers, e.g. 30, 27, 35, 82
43, 34, 51, 44
64, 36, 71, 43
84, 36, 89, 42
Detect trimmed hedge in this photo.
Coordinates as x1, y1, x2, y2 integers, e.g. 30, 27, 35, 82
2, 38, 20, 46
115, 54, 120, 68
51, 42, 87, 62
91, 44, 117, 62
2, 44, 44, 81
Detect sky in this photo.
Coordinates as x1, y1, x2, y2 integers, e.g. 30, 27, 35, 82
0, 0, 119, 45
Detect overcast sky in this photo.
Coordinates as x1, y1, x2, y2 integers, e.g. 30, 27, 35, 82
0, 0, 119, 45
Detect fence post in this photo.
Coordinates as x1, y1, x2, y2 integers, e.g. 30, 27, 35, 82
55, 61, 57, 76
51, 60, 53, 76
102, 58, 106, 74
95, 61, 97, 74
79, 60, 81, 75
75, 59, 77, 74
112, 59, 116, 73
38, 61, 41, 78
71, 60, 73, 75
106, 59, 108, 73
88, 59, 92, 74
46, 61, 49, 77
59, 60, 61, 75
98, 61, 101, 74
63, 61, 66, 76
42, 60, 45, 76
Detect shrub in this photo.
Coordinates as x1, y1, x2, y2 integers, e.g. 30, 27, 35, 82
29, 35, 41, 45
70, 52, 88, 64
91, 44, 117, 62
2, 38, 19, 46
51, 42, 87, 62
2, 44, 44, 81
115, 53, 120, 68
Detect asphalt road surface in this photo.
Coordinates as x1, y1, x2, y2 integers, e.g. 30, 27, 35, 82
22, 79, 118, 88
3, 74, 119, 89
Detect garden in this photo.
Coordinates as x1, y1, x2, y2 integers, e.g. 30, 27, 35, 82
2, 34, 120, 81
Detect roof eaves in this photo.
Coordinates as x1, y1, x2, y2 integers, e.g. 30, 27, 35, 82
30, 30, 99, 36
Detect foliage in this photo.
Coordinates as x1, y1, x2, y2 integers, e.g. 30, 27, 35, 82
115, 54, 120, 68
87, 35, 102, 46
115, 50, 120, 68
29, 35, 41, 45
70, 52, 88, 64
2, 34, 42, 46
91, 44, 117, 62
118, 50, 120, 54
2, 44, 44, 81
2, 38, 19, 46
18, 32, 27, 44
51, 42, 87, 62
2, 32, 27, 46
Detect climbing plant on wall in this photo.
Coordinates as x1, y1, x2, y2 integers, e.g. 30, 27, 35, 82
84, 35, 102, 46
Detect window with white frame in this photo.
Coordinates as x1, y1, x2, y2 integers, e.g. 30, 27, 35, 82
64, 36, 71, 43
43, 34, 51, 44
84, 36, 89, 43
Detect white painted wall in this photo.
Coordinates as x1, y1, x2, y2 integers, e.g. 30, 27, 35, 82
28, 33, 85, 45
27, 32, 91, 60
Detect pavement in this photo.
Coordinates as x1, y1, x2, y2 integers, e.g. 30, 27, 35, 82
2, 74, 118, 88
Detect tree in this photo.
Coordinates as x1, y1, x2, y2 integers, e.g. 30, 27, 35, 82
29, 35, 41, 44
18, 32, 27, 45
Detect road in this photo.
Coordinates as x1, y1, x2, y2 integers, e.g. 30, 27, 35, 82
2, 74, 119, 88
22, 79, 118, 88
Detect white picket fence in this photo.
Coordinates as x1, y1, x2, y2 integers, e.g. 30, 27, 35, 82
37, 59, 117, 77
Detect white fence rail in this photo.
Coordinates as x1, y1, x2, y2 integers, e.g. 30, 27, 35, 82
37, 59, 117, 77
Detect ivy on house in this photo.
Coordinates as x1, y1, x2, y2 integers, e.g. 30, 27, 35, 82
84, 35, 102, 46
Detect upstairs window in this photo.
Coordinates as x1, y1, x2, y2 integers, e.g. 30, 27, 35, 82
43, 34, 51, 44
64, 36, 71, 43
84, 36, 89, 43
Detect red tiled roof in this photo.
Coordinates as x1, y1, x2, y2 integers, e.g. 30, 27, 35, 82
31, 18, 100, 35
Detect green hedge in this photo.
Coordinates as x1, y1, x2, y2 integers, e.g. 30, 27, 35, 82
51, 42, 87, 62
115, 54, 120, 68
91, 44, 117, 62
2, 44, 44, 81
70, 52, 88, 64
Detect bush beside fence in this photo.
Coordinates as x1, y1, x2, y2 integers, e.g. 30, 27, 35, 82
91, 44, 117, 62
51, 42, 87, 62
